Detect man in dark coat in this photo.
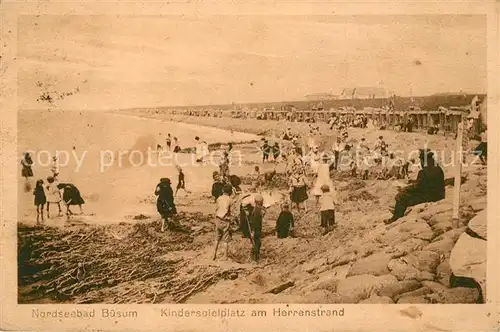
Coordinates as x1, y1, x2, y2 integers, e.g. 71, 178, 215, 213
384, 149, 445, 224
154, 178, 177, 232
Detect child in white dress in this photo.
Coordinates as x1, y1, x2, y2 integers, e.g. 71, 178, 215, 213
45, 176, 62, 218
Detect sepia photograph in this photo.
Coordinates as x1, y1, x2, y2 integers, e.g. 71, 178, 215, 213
15, 14, 488, 306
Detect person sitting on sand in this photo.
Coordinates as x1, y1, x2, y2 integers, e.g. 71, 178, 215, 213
276, 202, 294, 238
154, 178, 177, 232
46, 176, 62, 218
57, 182, 86, 217
385, 149, 445, 224
33, 179, 46, 224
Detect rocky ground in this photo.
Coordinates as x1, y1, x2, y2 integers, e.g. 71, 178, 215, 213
18, 110, 487, 304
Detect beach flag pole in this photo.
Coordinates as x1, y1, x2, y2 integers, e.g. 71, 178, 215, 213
452, 120, 464, 228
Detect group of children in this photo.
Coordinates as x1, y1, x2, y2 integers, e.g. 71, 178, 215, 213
158, 133, 181, 154
21, 152, 85, 224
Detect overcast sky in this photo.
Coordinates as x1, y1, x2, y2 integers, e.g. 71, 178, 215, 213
18, 15, 486, 110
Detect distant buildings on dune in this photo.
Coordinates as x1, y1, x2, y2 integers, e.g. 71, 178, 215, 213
306, 87, 394, 101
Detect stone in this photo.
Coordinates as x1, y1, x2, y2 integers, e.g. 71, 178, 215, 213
390, 238, 429, 256
438, 276, 451, 288
377, 280, 422, 299
468, 197, 487, 213
304, 274, 339, 293
449, 232, 487, 298
427, 287, 480, 304
414, 271, 435, 282
436, 260, 452, 279
432, 221, 454, 237
403, 250, 441, 274
359, 295, 394, 304
303, 289, 342, 303
387, 258, 420, 281
424, 238, 455, 256
418, 203, 453, 221
410, 224, 435, 241
421, 281, 449, 293
427, 212, 451, 227
382, 218, 433, 245
397, 295, 430, 304
347, 253, 392, 277
434, 228, 466, 243
394, 287, 432, 302
302, 258, 327, 273
336, 274, 397, 303
467, 209, 487, 239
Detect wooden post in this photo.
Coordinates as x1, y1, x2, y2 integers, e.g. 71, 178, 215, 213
452, 120, 464, 228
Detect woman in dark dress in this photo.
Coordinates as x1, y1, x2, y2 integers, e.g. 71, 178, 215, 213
33, 179, 46, 223
57, 183, 85, 216
288, 170, 309, 212
154, 178, 177, 232
21, 152, 34, 191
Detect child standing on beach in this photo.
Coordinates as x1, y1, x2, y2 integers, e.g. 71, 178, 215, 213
319, 184, 338, 235
288, 169, 309, 213
275, 202, 294, 238
33, 179, 46, 224
175, 166, 190, 196
45, 176, 62, 218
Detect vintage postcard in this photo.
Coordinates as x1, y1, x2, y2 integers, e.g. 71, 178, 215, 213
1, 1, 499, 331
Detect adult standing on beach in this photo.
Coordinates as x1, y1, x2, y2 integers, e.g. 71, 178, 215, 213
195, 136, 203, 162
166, 133, 172, 151
21, 152, 34, 191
